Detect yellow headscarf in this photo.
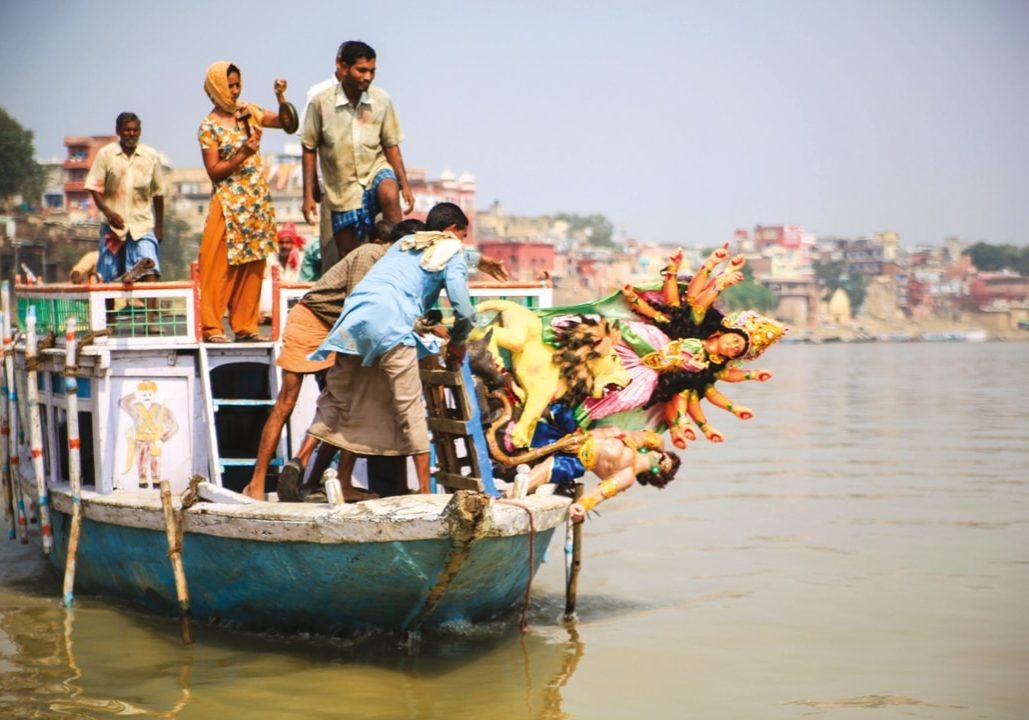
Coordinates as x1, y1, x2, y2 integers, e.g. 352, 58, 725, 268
204, 61, 262, 126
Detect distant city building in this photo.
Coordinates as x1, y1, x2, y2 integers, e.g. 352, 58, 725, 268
406, 168, 477, 239
63, 135, 116, 218
166, 166, 212, 236
478, 239, 555, 281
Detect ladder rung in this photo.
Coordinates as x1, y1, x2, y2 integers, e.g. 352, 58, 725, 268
427, 417, 473, 435
420, 369, 464, 386
434, 471, 483, 492
219, 458, 257, 467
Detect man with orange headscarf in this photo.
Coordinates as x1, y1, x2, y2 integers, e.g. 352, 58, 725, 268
196, 61, 294, 342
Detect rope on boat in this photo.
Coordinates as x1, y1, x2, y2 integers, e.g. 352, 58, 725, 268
495, 498, 536, 632
180, 475, 204, 510
403, 491, 491, 632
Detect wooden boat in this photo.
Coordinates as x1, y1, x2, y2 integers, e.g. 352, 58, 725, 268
3, 271, 569, 635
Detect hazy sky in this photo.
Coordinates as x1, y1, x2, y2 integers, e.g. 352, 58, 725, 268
2, 0, 1027, 247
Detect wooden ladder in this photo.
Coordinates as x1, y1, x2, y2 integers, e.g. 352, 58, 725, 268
420, 357, 498, 496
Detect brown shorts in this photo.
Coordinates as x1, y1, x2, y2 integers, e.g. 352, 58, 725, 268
276, 302, 335, 373
307, 345, 428, 455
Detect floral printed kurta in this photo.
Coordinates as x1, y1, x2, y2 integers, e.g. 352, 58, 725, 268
198, 117, 277, 266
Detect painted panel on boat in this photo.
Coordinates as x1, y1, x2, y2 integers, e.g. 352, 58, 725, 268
107, 375, 192, 492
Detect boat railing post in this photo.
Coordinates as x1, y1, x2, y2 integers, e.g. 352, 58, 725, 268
2, 285, 27, 544
61, 317, 81, 606
25, 306, 53, 554
0, 310, 12, 539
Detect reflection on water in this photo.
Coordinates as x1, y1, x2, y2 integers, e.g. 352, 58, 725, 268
0, 554, 586, 719
2, 343, 1029, 718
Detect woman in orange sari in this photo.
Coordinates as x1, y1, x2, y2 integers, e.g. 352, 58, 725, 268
198, 61, 292, 342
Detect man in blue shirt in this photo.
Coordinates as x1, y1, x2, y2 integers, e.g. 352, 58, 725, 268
305, 202, 475, 496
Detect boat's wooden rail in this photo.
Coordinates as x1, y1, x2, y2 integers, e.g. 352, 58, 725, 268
15, 269, 552, 350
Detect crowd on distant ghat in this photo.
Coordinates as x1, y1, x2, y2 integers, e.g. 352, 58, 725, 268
79, 40, 785, 522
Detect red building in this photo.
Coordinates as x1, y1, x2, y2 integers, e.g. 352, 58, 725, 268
968, 271, 1029, 307
63, 135, 116, 215
406, 168, 477, 240
478, 239, 555, 282
753, 224, 804, 252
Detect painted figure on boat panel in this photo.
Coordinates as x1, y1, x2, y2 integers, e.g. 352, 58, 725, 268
118, 381, 178, 490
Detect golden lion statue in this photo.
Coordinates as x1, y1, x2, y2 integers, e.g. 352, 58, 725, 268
472, 300, 631, 448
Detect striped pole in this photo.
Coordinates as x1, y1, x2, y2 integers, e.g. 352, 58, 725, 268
62, 317, 82, 606
0, 310, 12, 538
2, 285, 27, 544
25, 306, 53, 554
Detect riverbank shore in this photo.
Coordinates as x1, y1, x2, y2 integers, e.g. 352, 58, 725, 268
794, 315, 1028, 343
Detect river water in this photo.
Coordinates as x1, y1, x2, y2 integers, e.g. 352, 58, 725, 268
2, 341, 1027, 719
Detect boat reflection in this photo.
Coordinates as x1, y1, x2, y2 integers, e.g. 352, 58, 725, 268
0, 598, 585, 719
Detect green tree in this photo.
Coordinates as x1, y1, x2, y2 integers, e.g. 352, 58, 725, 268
720, 279, 778, 313
554, 213, 614, 247
0, 107, 44, 207
812, 258, 866, 312
694, 250, 777, 312
963, 242, 1029, 275
158, 213, 200, 280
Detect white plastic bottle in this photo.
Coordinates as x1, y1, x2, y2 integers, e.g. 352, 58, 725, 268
513, 464, 531, 499
323, 468, 343, 508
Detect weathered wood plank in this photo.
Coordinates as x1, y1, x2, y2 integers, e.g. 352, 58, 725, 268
434, 471, 482, 492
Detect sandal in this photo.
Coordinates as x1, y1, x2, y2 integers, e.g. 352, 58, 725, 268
234, 332, 263, 342
203, 334, 232, 343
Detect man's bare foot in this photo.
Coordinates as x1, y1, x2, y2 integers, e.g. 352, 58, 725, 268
241, 483, 264, 500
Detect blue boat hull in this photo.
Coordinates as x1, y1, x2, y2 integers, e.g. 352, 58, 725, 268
48, 508, 556, 634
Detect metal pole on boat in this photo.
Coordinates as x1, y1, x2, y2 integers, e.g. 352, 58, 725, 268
564, 482, 584, 620
61, 317, 82, 607
1, 286, 28, 544
0, 310, 12, 538
159, 479, 193, 644
25, 306, 53, 554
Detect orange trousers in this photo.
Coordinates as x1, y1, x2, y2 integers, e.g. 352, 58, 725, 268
198, 195, 265, 338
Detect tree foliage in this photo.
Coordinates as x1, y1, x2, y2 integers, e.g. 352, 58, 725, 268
554, 213, 614, 247
812, 258, 866, 311
159, 212, 201, 280
963, 242, 1029, 276
0, 107, 44, 206
720, 279, 778, 313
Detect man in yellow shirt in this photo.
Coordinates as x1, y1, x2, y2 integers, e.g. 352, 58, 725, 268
85, 112, 165, 282
300, 41, 413, 260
